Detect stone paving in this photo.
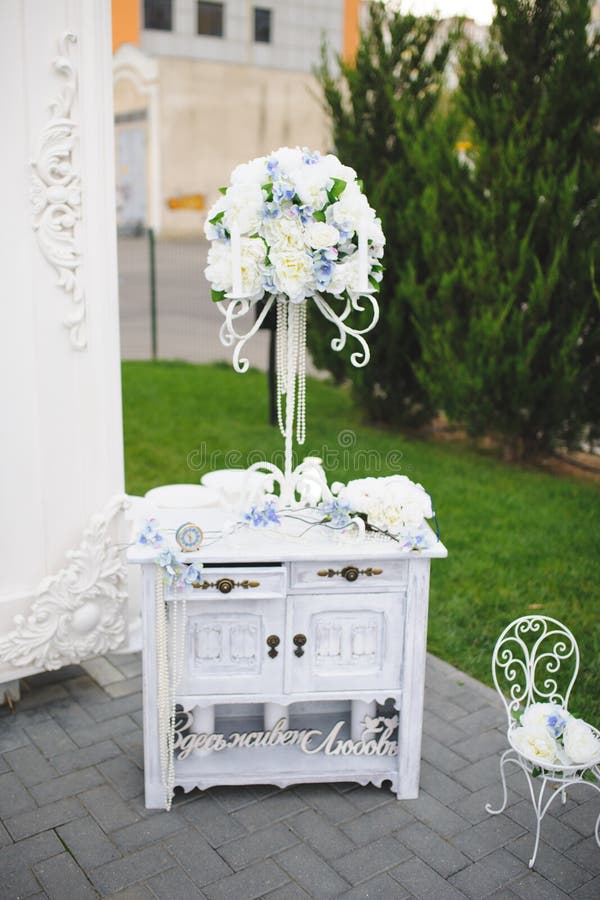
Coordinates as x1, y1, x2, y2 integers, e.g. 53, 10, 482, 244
1, 653, 598, 899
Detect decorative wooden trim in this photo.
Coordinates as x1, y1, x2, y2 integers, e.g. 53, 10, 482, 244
30, 33, 86, 349
0, 496, 129, 669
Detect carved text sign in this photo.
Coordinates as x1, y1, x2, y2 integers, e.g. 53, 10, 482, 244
174, 714, 398, 760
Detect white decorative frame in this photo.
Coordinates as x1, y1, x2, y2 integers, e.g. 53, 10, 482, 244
0, 496, 129, 670
487, 615, 600, 868
30, 33, 85, 350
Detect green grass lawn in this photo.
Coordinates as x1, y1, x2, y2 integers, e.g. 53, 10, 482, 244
122, 360, 600, 722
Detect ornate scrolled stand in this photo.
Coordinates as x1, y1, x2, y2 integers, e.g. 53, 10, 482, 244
217, 291, 379, 507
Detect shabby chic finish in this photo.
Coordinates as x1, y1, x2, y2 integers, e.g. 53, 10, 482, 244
129, 519, 446, 809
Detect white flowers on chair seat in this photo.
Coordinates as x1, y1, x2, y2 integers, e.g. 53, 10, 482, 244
563, 717, 600, 765
510, 701, 600, 769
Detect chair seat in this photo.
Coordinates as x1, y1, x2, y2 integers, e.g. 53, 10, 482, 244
508, 722, 600, 778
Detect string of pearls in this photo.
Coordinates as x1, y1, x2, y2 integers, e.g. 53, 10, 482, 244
275, 296, 307, 448
296, 301, 307, 446
155, 571, 187, 810
276, 297, 287, 438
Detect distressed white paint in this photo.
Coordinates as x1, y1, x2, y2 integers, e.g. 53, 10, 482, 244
0, 0, 136, 687
130, 518, 446, 807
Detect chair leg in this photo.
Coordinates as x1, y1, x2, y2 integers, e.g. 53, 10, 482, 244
528, 776, 548, 869
486, 749, 517, 816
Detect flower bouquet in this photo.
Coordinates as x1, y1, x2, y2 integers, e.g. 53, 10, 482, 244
242, 474, 437, 550
510, 702, 600, 775
204, 146, 384, 304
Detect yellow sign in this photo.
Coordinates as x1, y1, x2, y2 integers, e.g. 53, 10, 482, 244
167, 194, 205, 211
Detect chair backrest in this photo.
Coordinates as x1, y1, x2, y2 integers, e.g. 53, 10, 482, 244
491, 615, 580, 727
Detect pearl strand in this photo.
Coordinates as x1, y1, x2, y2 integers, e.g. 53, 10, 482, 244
296, 301, 307, 445
276, 297, 287, 438
155, 571, 188, 811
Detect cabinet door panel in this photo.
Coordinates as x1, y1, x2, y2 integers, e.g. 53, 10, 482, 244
288, 592, 405, 693
176, 595, 284, 695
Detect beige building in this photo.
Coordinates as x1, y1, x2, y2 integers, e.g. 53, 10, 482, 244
113, 1, 362, 236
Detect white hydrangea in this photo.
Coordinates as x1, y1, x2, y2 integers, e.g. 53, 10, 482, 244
223, 182, 264, 235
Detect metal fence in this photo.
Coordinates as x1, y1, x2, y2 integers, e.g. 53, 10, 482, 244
117, 230, 271, 370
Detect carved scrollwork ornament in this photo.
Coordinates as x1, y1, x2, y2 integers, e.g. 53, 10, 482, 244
0, 496, 129, 670
30, 32, 86, 350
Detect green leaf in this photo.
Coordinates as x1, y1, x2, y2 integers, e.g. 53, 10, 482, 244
313, 209, 327, 222
368, 275, 380, 291
531, 766, 542, 778
209, 210, 225, 226
262, 182, 273, 202
211, 288, 226, 303
218, 186, 227, 195
582, 769, 599, 783
327, 178, 347, 204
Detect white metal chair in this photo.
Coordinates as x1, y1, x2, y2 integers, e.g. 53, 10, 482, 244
487, 615, 600, 868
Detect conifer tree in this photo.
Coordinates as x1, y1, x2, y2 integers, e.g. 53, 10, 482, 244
310, 2, 458, 424
414, 0, 600, 457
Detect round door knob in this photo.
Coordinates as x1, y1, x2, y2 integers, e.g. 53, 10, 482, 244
216, 577, 235, 594
341, 566, 359, 582
293, 634, 307, 657
266, 635, 280, 659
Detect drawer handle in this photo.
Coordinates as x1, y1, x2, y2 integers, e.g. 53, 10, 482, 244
316, 566, 383, 581
266, 635, 280, 658
293, 634, 307, 657
192, 578, 260, 592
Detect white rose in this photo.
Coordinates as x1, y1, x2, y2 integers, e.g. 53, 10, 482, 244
239, 237, 267, 299
320, 154, 357, 184
563, 718, 600, 765
272, 146, 304, 174
293, 167, 329, 210
230, 156, 268, 187
305, 222, 340, 250
511, 724, 562, 765
270, 247, 315, 300
262, 214, 304, 251
204, 240, 232, 293
223, 182, 264, 235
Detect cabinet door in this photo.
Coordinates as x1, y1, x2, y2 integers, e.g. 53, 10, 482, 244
288, 591, 405, 693
176, 594, 284, 695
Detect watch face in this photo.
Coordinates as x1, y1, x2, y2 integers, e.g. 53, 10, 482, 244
175, 522, 204, 552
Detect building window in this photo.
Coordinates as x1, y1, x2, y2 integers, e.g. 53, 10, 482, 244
144, 0, 172, 31
198, 1, 224, 37
254, 7, 272, 43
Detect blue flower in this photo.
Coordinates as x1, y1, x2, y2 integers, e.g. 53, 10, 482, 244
302, 148, 321, 165
262, 202, 281, 220
318, 499, 353, 528
546, 712, 569, 738
138, 518, 164, 547
273, 181, 295, 204
266, 157, 280, 177
244, 501, 281, 527
180, 563, 203, 586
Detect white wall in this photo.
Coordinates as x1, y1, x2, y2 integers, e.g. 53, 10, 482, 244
0, 0, 135, 683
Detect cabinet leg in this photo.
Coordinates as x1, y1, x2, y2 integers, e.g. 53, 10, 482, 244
351, 700, 377, 741
192, 705, 215, 756
264, 702, 288, 731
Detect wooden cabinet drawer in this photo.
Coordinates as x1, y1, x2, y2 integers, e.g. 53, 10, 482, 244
169, 566, 285, 601
289, 559, 409, 592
